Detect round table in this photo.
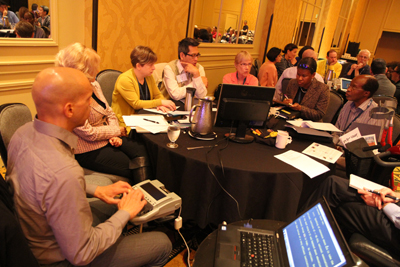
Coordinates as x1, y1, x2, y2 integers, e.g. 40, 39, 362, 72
140, 127, 334, 228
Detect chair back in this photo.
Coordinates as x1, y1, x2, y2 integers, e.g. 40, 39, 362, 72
254, 59, 261, 77
322, 90, 344, 124
96, 69, 122, 106
152, 63, 167, 89
281, 78, 292, 96
349, 233, 400, 267
0, 103, 32, 167
250, 65, 257, 77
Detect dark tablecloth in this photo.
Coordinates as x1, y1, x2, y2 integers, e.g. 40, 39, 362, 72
140, 127, 334, 228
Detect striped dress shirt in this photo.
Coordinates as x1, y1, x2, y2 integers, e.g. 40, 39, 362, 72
333, 98, 383, 144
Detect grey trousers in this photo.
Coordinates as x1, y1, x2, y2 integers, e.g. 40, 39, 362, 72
41, 200, 172, 267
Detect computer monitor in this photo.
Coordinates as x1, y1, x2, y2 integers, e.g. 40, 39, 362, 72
340, 78, 352, 91
214, 84, 275, 143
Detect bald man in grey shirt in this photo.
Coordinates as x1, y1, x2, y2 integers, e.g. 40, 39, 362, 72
6, 67, 171, 267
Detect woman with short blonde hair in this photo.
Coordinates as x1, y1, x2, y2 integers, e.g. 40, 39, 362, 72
55, 42, 152, 183
222, 50, 258, 85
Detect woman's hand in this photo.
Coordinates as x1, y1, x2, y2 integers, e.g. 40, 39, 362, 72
109, 137, 122, 147
290, 103, 302, 111
119, 126, 127, 137
158, 100, 176, 112
282, 98, 293, 106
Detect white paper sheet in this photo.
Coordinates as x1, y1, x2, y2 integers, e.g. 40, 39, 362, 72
338, 128, 362, 148
302, 142, 343, 164
274, 150, 330, 178
349, 174, 388, 191
286, 120, 342, 132
122, 115, 169, 134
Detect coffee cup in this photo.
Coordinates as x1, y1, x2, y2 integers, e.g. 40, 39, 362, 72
275, 131, 292, 149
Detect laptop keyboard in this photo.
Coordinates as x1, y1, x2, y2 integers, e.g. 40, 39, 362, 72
240, 231, 274, 267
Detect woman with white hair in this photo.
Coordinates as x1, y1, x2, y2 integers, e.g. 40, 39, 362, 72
222, 50, 258, 85
55, 43, 151, 184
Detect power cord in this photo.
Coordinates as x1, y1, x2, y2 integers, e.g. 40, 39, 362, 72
205, 122, 243, 225
174, 207, 191, 267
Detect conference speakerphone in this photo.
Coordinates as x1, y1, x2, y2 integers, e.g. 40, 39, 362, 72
130, 180, 182, 225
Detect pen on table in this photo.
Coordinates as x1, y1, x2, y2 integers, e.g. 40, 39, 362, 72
143, 118, 159, 124
367, 190, 400, 201
187, 145, 217, 150
284, 94, 293, 106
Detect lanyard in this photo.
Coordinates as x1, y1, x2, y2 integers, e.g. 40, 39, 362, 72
343, 99, 373, 131
236, 72, 247, 85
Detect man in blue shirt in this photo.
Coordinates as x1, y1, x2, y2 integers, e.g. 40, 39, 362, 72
0, 0, 19, 27
302, 175, 400, 254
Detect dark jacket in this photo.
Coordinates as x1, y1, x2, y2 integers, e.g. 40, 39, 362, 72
286, 78, 330, 121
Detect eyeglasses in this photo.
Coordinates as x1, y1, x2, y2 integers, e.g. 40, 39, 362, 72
239, 63, 252, 67
185, 53, 201, 58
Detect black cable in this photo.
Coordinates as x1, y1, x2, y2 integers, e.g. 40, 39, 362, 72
205, 123, 243, 226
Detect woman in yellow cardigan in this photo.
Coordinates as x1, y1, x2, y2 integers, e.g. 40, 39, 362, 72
112, 46, 176, 128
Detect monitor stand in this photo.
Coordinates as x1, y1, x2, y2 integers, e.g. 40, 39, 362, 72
227, 121, 254, 144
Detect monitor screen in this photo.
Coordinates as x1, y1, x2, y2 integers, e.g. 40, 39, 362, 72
214, 84, 275, 143
140, 182, 166, 201
214, 84, 275, 128
340, 78, 352, 91
282, 202, 347, 267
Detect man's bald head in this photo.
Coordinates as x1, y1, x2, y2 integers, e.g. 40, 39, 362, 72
32, 67, 92, 130
302, 49, 317, 60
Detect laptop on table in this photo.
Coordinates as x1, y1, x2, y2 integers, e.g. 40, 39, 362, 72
214, 197, 355, 267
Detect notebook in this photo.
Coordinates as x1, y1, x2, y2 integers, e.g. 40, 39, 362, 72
214, 197, 355, 267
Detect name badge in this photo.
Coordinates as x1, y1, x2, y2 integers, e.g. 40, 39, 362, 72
176, 73, 188, 83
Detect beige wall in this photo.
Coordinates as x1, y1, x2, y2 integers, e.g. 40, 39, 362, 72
241, 0, 260, 32
0, 0, 86, 116
347, 0, 400, 62
267, 0, 301, 51
96, 0, 189, 72
318, 0, 342, 58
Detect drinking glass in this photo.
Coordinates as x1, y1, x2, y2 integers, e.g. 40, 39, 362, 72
167, 125, 180, 148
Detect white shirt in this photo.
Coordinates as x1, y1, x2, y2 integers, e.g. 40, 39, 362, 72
274, 66, 324, 102
162, 60, 207, 101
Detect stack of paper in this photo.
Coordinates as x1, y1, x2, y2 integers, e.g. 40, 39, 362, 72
286, 120, 342, 132
349, 174, 387, 191
123, 115, 169, 134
